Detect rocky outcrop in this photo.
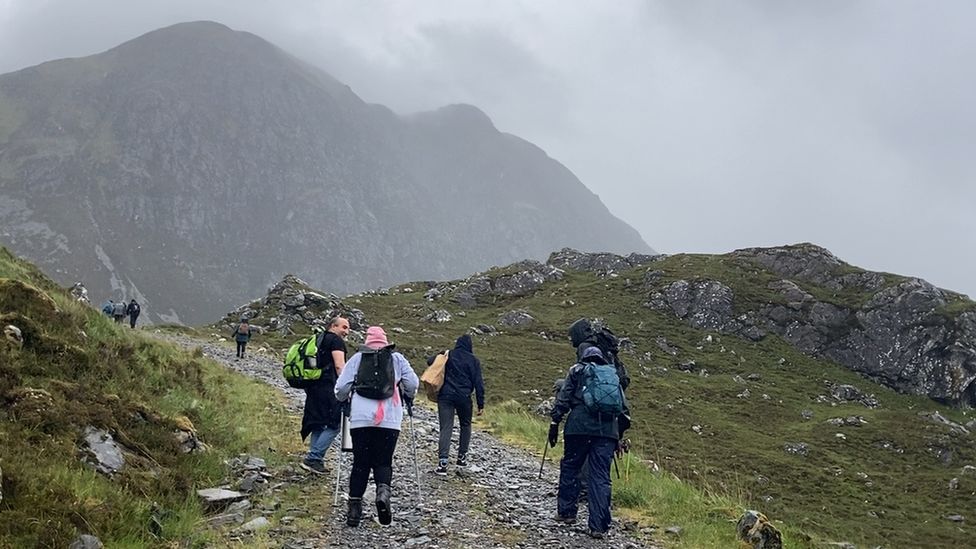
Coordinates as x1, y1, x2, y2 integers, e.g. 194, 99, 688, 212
547, 248, 663, 274
651, 245, 976, 406
216, 274, 366, 336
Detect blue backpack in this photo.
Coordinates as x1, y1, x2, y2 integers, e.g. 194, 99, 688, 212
580, 363, 624, 416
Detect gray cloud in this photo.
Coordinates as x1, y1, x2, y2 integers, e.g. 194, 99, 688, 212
0, 0, 973, 297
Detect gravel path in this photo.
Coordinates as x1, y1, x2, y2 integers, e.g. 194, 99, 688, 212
161, 334, 659, 549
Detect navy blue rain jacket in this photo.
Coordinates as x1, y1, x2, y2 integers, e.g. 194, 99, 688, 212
438, 335, 485, 409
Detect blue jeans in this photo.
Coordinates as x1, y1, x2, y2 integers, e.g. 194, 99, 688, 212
306, 426, 340, 463
557, 435, 616, 533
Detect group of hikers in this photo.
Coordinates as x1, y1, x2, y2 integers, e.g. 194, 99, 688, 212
100, 297, 141, 328
288, 315, 630, 538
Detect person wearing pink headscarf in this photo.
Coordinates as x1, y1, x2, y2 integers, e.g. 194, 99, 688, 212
335, 326, 419, 527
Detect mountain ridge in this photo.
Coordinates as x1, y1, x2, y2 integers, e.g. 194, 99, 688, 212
0, 21, 651, 324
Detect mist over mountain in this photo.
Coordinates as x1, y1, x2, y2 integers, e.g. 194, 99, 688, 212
0, 21, 651, 324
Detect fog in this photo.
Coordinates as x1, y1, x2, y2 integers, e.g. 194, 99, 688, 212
1, 1, 973, 296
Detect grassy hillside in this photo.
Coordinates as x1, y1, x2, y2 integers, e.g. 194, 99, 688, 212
0, 247, 303, 547
337, 253, 975, 548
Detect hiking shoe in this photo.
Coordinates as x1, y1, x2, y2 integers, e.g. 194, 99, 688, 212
588, 529, 606, 539
300, 459, 327, 475
456, 454, 468, 467
434, 464, 448, 476
554, 514, 577, 524
375, 484, 392, 526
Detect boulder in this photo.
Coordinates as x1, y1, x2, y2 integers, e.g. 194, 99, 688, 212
736, 510, 782, 549
82, 426, 125, 475
499, 310, 535, 328
68, 534, 104, 549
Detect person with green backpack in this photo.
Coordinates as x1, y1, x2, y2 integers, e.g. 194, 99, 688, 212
549, 346, 631, 539
335, 326, 419, 527
299, 316, 350, 475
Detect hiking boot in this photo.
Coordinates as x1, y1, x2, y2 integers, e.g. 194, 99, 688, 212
435, 458, 448, 476
588, 529, 606, 539
456, 454, 468, 467
346, 497, 362, 527
554, 514, 577, 524
375, 484, 392, 525
300, 459, 327, 475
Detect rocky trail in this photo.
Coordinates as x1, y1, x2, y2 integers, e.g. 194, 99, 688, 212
161, 334, 660, 548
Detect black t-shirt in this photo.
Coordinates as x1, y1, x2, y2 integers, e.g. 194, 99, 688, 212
316, 331, 346, 383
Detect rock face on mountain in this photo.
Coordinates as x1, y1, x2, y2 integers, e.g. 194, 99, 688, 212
0, 21, 651, 324
643, 244, 976, 406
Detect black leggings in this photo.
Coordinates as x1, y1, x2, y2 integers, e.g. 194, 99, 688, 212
236, 341, 247, 357
349, 427, 400, 498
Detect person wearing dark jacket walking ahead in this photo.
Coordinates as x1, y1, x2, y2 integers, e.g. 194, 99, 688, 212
549, 346, 631, 539
434, 334, 485, 475
335, 326, 419, 527
126, 299, 141, 328
232, 319, 252, 359
111, 300, 127, 324
300, 316, 349, 475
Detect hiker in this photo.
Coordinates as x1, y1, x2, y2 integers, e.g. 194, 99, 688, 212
335, 326, 419, 527
568, 318, 631, 391
101, 299, 114, 317
231, 318, 252, 359
435, 334, 485, 475
549, 346, 631, 539
300, 316, 350, 475
126, 299, 141, 328
112, 300, 127, 324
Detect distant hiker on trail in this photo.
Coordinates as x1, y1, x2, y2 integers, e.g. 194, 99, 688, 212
101, 299, 113, 317
435, 334, 485, 476
112, 300, 127, 324
300, 316, 350, 475
232, 318, 252, 359
335, 326, 419, 527
549, 346, 631, 539
126, 299, 141, 328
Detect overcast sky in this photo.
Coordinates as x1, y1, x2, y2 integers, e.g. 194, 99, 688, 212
1, 1, 973, 297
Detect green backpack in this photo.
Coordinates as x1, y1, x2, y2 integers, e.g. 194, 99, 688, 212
282, 335, 321, 388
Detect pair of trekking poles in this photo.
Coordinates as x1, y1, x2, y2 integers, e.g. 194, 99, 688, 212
332, 393, 422, 506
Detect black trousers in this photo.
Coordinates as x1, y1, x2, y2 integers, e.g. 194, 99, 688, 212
236, 341, 247, 357
349, 427, 400, 498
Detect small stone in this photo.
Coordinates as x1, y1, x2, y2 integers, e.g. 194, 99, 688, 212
946, 514, 965, 522
664, 526, 682, 536
238, 516, 272, 532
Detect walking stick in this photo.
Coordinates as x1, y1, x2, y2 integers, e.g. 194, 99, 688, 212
333, 412, 345, 506
406, 399, 422, 503
538, 440, 549, 479
612, 456, 621, 480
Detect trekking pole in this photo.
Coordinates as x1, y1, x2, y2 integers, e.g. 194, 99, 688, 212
612, 456, 621, 480
408, 405, 422, 503
538, 440, 549, 479
333, 413, 344, 506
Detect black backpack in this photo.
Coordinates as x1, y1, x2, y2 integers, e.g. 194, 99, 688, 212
591, 326, 631, 392
354, 346, 396, 400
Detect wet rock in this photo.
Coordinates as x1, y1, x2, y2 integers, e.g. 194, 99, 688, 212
736, 510, 783, 549
3, 324, 23, 348
82, 426, 125, 475
238, 516, 272, 532
784, 442, 809, 457
68, 534, 103, 549
197, 488, 248, 510
498, 309, 535, 327
425, 310, 452, 323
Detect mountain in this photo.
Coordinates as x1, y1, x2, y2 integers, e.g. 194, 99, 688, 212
0, 21, 651, 325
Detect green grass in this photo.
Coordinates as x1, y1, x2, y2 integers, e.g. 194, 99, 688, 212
0, 248, 311, 547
